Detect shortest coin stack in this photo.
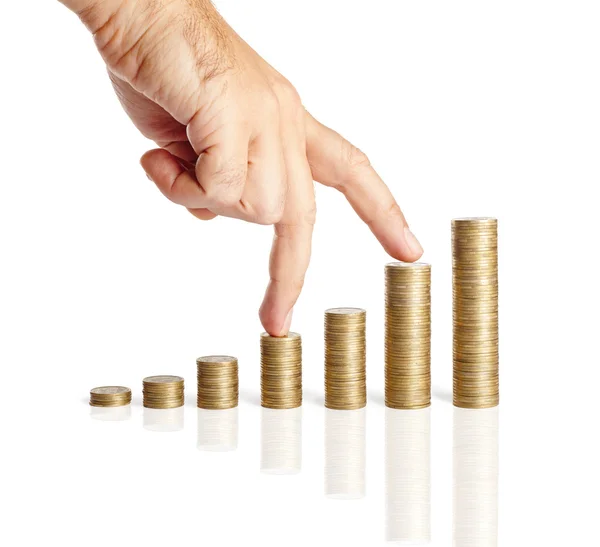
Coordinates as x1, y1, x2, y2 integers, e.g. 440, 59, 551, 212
143, 375, 185, 409
196, 355, 239, 409
89, 386, 132, 407
261, 332, 302, 409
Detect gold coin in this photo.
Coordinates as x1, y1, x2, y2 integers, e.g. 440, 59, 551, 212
196, 355, 239, 410
385, 262, 431, 409
143, 375, 185, 409
260, 332, 302, 409
324, 308, 366, 410
89, 386, 131, 407
452, 218, 499, 409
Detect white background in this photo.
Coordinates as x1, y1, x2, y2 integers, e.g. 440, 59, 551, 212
1, 1, 599, 545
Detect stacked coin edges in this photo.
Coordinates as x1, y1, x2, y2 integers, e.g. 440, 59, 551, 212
385, 262, 432, 409
452, 218, 499, 409
143, 375, 185, 409
260, 332, 302, 409
196, 355, 239, 409
324, 308, 367, 410
89, 386, 132, 407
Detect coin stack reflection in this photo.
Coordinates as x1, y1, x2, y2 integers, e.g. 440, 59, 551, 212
260, 332, 302, 409
142, 375, 184, 409
143, 407, 184, 432
196, 355, 238, 409
452, 218, 499, 408
197, 408, 238, 451
453, 407, 499, 547
261, 407, 302, 474
89, 386, 131, 407
324, 308, 366, 410
385, 408, 431, 543
325, 408, 366, 499
385, 262, 432, 409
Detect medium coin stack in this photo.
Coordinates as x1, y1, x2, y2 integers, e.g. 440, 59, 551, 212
385, 262, 432, 409
142, 375, 185, 409
89, 386, 131, 407
196, 355, 239, 409
260, 332, 302, 409
324, 308, 367, 410
452, 218, 499, 409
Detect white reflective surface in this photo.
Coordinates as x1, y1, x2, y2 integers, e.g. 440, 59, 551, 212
261, 407, 302, 474
90, 405, 132, 422
197, 407, 238, 451
325, 408, 366, 499
143, 406, 184, 432
386, 408, 431, 543
453, 407, 499, 547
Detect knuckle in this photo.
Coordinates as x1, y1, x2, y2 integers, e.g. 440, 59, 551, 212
290, 276, 306, 293
255, 199, 285, 225
273, 78, 302, 109
263, 92, 281, 118
344, 141, 371, 173
203, 165, 246, 206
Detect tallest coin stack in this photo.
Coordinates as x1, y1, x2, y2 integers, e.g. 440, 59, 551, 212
452, 218, 499, 408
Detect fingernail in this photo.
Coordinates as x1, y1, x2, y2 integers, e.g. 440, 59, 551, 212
282, 309, 293, 335
404, 226, 424, 257
145, 173, 153, 182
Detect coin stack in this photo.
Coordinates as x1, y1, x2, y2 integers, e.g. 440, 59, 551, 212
196, 355, 239, 409
260, 332, 302, 409
385, 262, 431, 409
324, 308, 366, 410
89, 386, 131, 407
142, 375, 185, 409
452, 218, 499, 409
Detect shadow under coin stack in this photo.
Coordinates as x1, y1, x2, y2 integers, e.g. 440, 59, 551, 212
324, 308, 367, 410
260, 332, 302, 409
385, 262, 432, 409
142, 375, 185, 409
452, 218, 499, 409
196, 355, 239, 409
89, 386, 131, 407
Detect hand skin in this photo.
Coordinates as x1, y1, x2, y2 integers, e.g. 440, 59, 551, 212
59, 0, 424, 336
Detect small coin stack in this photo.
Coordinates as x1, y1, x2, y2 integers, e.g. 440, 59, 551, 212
196, 355, 239, 409
385, 262, 432, 409
142, 375, 185, 409
89, 386, 131, 407
260, 332, 302, 409
452, 218, 499, 409
324, 308, 367, 410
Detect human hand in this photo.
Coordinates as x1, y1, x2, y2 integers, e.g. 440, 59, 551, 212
61, 0, 424, 335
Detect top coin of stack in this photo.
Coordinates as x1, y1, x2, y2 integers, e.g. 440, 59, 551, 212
324, 308, 367, 410
385, 262, 432, 410
452, 217, 499, 409
196, 355, 239, 409
89, 386, 132, 407
143, 375, 185, 409
260, 332, 302, 409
